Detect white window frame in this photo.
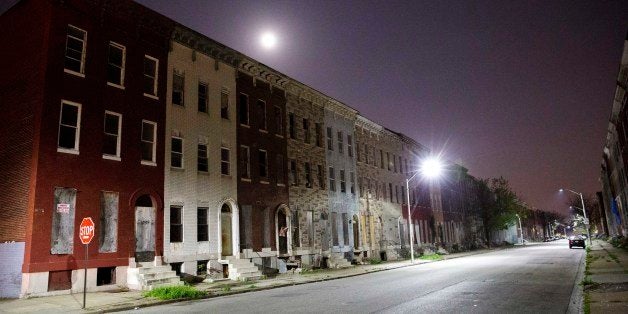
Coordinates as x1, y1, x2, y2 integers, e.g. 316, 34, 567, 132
172, 71, 185, 106
197, 142, 209, 173
141, 120, 157, 166
171, 136, 184, 169
57, 100, 82, 154
102, 110, 122, 160
198, 81, 208, 113
64, 24, 87, 77
106, 41, 125, 89
337, 131, 344, 154
221, 147, 230, 175
143, 55, 159, 99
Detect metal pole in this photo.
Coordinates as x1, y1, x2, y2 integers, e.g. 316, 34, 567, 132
82, 243, 88, 309
516, 214, 523, 244
406, 178, 414, 263
579, 192, 592, 245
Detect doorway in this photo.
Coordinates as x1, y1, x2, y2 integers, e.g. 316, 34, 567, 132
353, 215, 360, 250
135, 195, 155, 263
277, 209, 288, 255
221, 204, 232, 256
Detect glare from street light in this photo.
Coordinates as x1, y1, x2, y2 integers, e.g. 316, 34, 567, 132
559, 188, 564, 192
421, 157, 442, 178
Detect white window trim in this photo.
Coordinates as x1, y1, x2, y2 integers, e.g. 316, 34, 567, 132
141, 120, 157, 166
171, 136, 184, 169
57, 100, 81, 154
198, 81, 209, 113
221, 147, 230, 175
106, 41, 126, 89
143, 55, 159, 99
64, 24, 87, 78
197, 143, 209, 173
102, 110, 122, 160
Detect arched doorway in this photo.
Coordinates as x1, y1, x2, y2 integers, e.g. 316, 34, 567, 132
352, 215, 360, 250
135, 195, 155, 263
221, 204, 232, 257
275, 205, 290, 256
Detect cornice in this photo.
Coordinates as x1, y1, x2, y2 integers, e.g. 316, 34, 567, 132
172, 25, 240, 67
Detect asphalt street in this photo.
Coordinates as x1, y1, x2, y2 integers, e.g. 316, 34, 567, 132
129, 240, 584, 313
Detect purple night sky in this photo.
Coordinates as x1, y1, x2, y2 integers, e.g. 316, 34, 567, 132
3, 1, 624, 214
140, 0, 628, 214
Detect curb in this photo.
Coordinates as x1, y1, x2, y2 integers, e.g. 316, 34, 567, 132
95, 247, 503, 313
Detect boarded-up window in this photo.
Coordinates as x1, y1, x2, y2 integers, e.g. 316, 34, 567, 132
306, 211, 314, 248
240, 205, 252, 249
331, 212, 338, 246
51, 187, 77, 254
342, 213, 349, 246
99, 191, 118, 253
292, 210, 300, 248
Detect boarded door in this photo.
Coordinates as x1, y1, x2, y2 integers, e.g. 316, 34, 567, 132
135, 207, 155, 262
221, 205, 232, 256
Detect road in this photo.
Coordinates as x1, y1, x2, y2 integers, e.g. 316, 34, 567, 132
130, 240, 584, 313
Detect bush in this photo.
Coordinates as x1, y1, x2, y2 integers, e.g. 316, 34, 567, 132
368, 258, 382, 265
143, 285, 206, 300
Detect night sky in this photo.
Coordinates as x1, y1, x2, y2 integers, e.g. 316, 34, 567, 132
5, 1, 627, 214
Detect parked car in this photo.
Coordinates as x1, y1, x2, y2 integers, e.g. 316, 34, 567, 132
569, 235, 586, 249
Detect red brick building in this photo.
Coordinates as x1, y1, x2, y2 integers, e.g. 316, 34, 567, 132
0, 0, 173, 297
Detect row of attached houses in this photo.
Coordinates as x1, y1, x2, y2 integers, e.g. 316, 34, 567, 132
600, 33, 628, 238
0, 0, 484, 298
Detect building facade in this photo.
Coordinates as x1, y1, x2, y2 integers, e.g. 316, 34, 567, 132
0, 0, 173, 297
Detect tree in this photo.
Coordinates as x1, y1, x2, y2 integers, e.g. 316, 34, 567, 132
479, 177, 522, 247
567, 194, 602, 234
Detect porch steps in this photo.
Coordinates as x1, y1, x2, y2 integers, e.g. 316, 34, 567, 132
328, 253, 353, 269
219, 256, 263, 281
127, 263, 183, 290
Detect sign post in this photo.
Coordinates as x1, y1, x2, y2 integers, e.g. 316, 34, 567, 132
79, 217, 95, 309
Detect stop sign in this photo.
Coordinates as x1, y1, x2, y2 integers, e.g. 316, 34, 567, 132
79, 217, 95, 245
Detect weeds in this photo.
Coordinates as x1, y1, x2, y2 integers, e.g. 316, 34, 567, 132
221, 285, 231, 292
248, 284, 257, 288
143, 285, 206, 300
419, 254, 442, 261
368, 259, 383, 265
583, 292, 591, 314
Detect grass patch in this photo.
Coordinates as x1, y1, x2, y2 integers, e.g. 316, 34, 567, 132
583, 292, 591, 314
368, 259, 383, 265
419, 254, 442, 261
607, 251, 619, 262
143, 285, 206, 300
580, 277, 597, 287
221, 285, 231, 292
248, 284, 256, 288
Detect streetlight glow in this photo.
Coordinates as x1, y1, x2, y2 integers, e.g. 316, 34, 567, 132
260, 32, 277, 49
421, 158, 442, 179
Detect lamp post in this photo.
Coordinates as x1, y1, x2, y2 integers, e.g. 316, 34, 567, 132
406, 157, 442, 264
560, 188, 591, 245
515, 213, 523, 244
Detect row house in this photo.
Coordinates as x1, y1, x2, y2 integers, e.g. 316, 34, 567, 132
601, 34, 628, 238
0, 0, 173, 297
323, 101, 360, 266
162, 26, 242, 279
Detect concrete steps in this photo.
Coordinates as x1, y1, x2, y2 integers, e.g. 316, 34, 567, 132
328, 253, 352, 269
219, 256, 263, 281
127, 263, 183, 290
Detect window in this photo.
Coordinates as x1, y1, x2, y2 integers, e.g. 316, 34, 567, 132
64, 25, 86, 76
326, 127, 333, 150
274, 105, 283, 136
364, 144, 369, 164
141, 120, 156, 164
276, 154, 285, 184
393, 154, 397, 173
259, 150, 268, 179
337, 131, 344, 154
356, 142, 361, 161
99, 191, 118, 253
380, 150, 385, 168
289, 159, 298, 186
329, 167, 336, 191
143, 55, 158, 97
51, 187, 77, 254
258, 100, 267, 131
389, 183, 393, 202
197, 207, 208, 242
387, 152, 391, 171
58, 100, 81, 153
240, 146, 250, 179
198, 82, 208, 113
221, 147, 230, 175
340, 170, 346, 193
172, 72, 184, 106
221, 90, 229, 119
170, 206, 182, 243
107, 42, 125, 86
103, 111, 121, 158
350, 172, 355, 194
315, 123, 322, 147
198, 143, 208, 172
305, 162, 312, 188
289, 113, 296, 139
317, 165, 324, 189
399, 156, 403, 173
347, 135, 353, 158
303, 118, 310, 143
239, 93, 249, 125
171, 137, 183, 168
404, 159, 408, 175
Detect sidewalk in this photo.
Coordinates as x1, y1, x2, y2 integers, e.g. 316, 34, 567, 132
0, 247, 503, 313
585, 239, 628, 313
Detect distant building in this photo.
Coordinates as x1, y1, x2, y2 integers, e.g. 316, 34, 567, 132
600, 32, 628, 237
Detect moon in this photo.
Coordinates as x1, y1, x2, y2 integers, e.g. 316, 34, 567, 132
260, 32, 277, 49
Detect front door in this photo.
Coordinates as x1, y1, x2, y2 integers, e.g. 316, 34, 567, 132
221, 205, 232, 256
278, 210, 288, 254
353, 215, 360, 250
135, 206, 155, 262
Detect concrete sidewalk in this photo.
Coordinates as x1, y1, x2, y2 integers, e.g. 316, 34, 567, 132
0, 247, 506, 313
585, 239, 628, 313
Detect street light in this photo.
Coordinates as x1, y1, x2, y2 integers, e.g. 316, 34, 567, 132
406, 157, 442, 263
559, 188, 591, 245
515, 213, 523, 245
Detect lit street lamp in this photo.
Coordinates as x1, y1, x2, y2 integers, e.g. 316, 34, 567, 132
559, 188, 591, 245
406, 157, 442, 263
515, 213, 523, 244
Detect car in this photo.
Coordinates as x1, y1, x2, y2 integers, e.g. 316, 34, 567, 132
569, 235, 586, 249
